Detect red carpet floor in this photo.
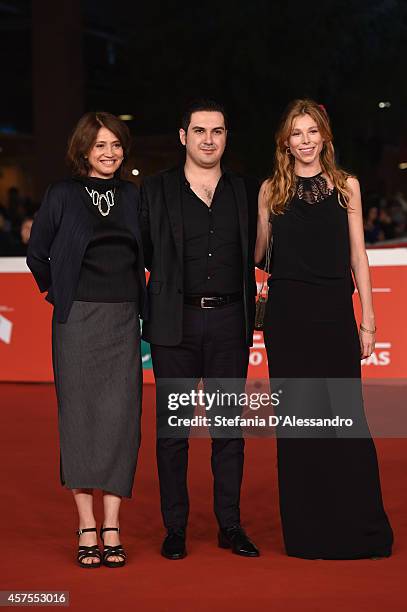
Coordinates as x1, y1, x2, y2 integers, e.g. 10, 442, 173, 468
1, 383, 406, 611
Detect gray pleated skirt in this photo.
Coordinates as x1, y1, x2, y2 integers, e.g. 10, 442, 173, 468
52, 301, 142, 498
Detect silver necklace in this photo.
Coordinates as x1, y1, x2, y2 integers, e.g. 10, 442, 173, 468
85, 186, 115, 216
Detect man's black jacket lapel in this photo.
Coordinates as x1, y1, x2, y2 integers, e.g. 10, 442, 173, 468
163, 169, 183, 272
229, 173, 249, 275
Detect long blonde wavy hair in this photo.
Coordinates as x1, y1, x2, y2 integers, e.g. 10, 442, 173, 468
264, 99, 352, 214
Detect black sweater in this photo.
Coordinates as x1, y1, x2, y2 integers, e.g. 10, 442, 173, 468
74, 176, 140, 302
27, 177, 148, 323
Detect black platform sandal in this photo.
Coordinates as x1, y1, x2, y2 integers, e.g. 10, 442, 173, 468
77, 527, 101, 569
100, 527, 126, 568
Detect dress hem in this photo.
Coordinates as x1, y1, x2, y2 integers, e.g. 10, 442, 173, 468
285, 548, 392, 560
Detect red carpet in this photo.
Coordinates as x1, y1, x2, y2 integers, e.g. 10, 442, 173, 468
1, 383, 406, 611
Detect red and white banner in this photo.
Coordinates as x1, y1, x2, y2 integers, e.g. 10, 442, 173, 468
250, 248, 407, 380
0, 249, 406, 382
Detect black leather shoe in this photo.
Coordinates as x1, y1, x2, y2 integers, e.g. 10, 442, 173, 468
161, 529, 187, 560
218, 525, 260, 557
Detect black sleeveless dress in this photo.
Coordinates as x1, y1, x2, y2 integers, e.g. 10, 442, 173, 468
263, 173, 393, 559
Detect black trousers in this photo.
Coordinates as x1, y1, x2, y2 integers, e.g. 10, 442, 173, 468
151, 301, 250, 530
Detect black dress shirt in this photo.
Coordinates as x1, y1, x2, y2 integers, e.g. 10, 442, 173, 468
181, 171, 243, 295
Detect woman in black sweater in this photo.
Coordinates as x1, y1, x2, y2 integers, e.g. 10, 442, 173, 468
27, 112, 147, 568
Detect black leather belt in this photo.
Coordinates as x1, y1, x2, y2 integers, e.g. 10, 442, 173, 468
184, 292, 242, 308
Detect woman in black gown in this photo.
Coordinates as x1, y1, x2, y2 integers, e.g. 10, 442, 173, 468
255, 99, 393, 559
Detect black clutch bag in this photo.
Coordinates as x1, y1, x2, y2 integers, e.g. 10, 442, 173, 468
254, 295, 268, 331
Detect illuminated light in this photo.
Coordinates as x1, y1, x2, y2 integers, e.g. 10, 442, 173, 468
378, 101, 391, 109
399, 162, 407, 170
118, 114, 134, 121
131, 169, 140, 176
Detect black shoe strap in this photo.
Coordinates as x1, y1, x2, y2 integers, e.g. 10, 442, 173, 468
77, 527, 97, 536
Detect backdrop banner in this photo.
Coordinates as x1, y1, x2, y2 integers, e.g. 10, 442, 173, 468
0, 249, 406, 383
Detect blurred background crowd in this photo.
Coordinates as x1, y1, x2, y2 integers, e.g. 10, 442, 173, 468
1, 183, 406, 257
0, 187, 34, 256
363, 191, 407, 245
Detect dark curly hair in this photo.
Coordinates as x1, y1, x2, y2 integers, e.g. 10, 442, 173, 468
181, 99, 228, 132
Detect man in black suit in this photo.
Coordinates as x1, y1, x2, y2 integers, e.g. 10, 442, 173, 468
140, 99, 259, 559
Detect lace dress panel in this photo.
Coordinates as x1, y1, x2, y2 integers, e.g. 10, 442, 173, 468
296, 173, 334, 204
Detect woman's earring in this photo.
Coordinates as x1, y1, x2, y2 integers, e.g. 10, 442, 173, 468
286, 147, 291, 155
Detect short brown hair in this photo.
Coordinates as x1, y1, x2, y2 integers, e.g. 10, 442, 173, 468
66, 111, 131, 177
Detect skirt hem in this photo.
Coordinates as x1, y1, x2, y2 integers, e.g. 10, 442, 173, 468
62, 482, 133, 499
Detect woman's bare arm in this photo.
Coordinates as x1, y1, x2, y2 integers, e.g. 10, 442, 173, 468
255, 181, 271, 265
347, 176, 376, 359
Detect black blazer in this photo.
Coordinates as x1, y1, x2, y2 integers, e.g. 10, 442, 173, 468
27, 178, 148, 323
140, 167, 259, 347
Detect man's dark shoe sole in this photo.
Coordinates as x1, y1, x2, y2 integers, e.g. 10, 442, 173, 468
161, 547, 187, 560
218, 533, 260, 557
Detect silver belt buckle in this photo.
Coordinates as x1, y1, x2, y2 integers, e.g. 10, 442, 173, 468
201, 297, 216, 309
